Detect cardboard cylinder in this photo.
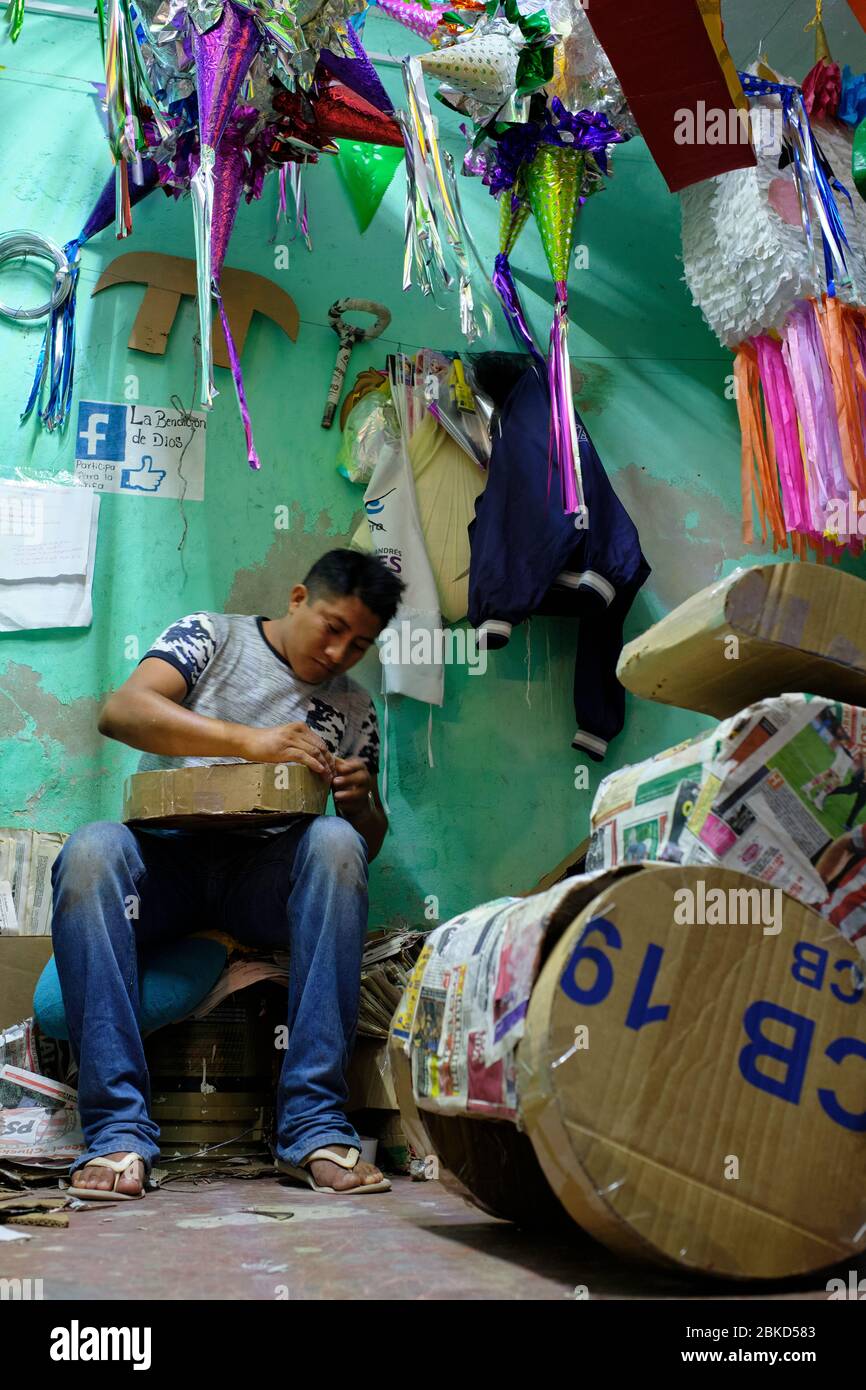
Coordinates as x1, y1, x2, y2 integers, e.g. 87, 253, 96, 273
387, 1025, 565, 1226
518, 864, 866, 1280
616, 564, 866, 718
387, 868, 642, 1226
123, 762, 328, 828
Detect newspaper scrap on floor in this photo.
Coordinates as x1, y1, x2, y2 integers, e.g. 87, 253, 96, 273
0, 1019, 83, 1171
392, 876, 628, 1120
0, 1192, 73, 1230
588, 694, 866, 963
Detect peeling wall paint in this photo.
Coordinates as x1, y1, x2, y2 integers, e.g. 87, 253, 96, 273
223, 505, 362, 618
3, 13, 863, 931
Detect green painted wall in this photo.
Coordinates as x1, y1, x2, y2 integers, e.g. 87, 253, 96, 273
1, 11, 851, 929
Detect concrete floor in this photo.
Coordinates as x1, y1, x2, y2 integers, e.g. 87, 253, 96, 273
0, 1176, 853, 1300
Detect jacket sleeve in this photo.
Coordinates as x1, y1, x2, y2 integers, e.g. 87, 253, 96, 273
570, 559, 650, 759
571, 591, 627, 761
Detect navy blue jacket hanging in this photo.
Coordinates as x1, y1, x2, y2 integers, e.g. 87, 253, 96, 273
467, 363, 650, 760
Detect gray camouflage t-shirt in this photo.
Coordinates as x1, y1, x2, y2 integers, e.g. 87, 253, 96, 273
138, 612, 380, 776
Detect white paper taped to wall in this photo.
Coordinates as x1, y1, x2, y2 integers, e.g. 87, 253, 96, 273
0, 483, 99, 631
0, 484, 92, 580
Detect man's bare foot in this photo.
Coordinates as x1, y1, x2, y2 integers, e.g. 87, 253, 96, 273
307, 1145, 386, 1192
71, 1153, 145, 1198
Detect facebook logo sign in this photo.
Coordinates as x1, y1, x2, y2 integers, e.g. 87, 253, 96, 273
76, 401, 127, 462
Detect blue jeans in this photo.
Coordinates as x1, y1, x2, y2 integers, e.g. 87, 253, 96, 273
50, 816, 369, 1177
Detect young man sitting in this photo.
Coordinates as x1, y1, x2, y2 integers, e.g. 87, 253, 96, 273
51, 549, 403, 1200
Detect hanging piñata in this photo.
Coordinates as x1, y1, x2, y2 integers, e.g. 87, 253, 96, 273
681, 33, 866, 558
395, 0, 632, 516
19, 0, 402, 465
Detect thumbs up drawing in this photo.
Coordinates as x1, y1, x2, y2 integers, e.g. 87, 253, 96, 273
121, 455, 167, 492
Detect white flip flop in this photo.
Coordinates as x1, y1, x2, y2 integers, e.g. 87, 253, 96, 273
276, 1145, 391, 1194
71, 1152, 147, 1201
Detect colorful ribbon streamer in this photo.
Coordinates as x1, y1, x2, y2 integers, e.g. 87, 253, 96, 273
401, 55, 493, 342
20, 238, 82, 433
738, 70, 854, 298
104, 0, 170, 174
549, 279, 584, 516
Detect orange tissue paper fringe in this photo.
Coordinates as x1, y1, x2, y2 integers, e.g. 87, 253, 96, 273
734, 296, 866, 561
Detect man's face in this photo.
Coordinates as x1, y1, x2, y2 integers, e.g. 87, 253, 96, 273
287, 588, 382, 682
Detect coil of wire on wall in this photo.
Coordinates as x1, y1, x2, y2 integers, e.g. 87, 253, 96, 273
0, 230, 80, 430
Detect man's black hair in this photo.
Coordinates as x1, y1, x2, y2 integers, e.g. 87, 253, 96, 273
302, 549, 405, 627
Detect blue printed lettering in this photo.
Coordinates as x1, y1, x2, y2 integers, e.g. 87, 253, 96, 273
559, 916, 621, 1006
738, 1001, 814, 1104
817, 1037, 866, 1132
830, 959, 866, 1005
791, 942, 827, 992
625, 944, 670, 1031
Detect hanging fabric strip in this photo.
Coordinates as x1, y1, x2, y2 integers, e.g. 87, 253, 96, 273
290, 162, 313, 252
734, 345, 760, 545
549, 280, 585, 517
734, 344, 787, 548
492, 252, 545, 362
814, 294, 866, 492
190, 144, 217, 408
274, 164, 312, 251
427, 704, 434, 768
738, 71, 853, 297
441, 149, 495, 338
217, 298, 260, 470
20, 236, 83, 432
401, 56, 493, 341
104, 0, 169, 176
753, 333, 810, 535
782, 299, 848, 531
276, 165, 288, 235
401, 59, 453, 299
115, 159, 132, 239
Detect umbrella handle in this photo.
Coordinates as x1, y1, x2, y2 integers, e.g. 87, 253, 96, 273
321, 297, 391, 430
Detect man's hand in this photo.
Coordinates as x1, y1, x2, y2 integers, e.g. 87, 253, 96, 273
332, 758, 387, 860
241, 723, 336, 780
332, 756, 373, 813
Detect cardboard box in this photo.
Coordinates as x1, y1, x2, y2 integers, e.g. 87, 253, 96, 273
0, 938, 55, 1031
123, 762, 328, 828
589, 693, 866, 963
617, 564, 866, 718
0, 830, 67, 936
518, 864, 866, 1280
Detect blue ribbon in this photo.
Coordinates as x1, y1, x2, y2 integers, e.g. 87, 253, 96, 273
738, 70, 852, 298
20, 236, 83, 432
